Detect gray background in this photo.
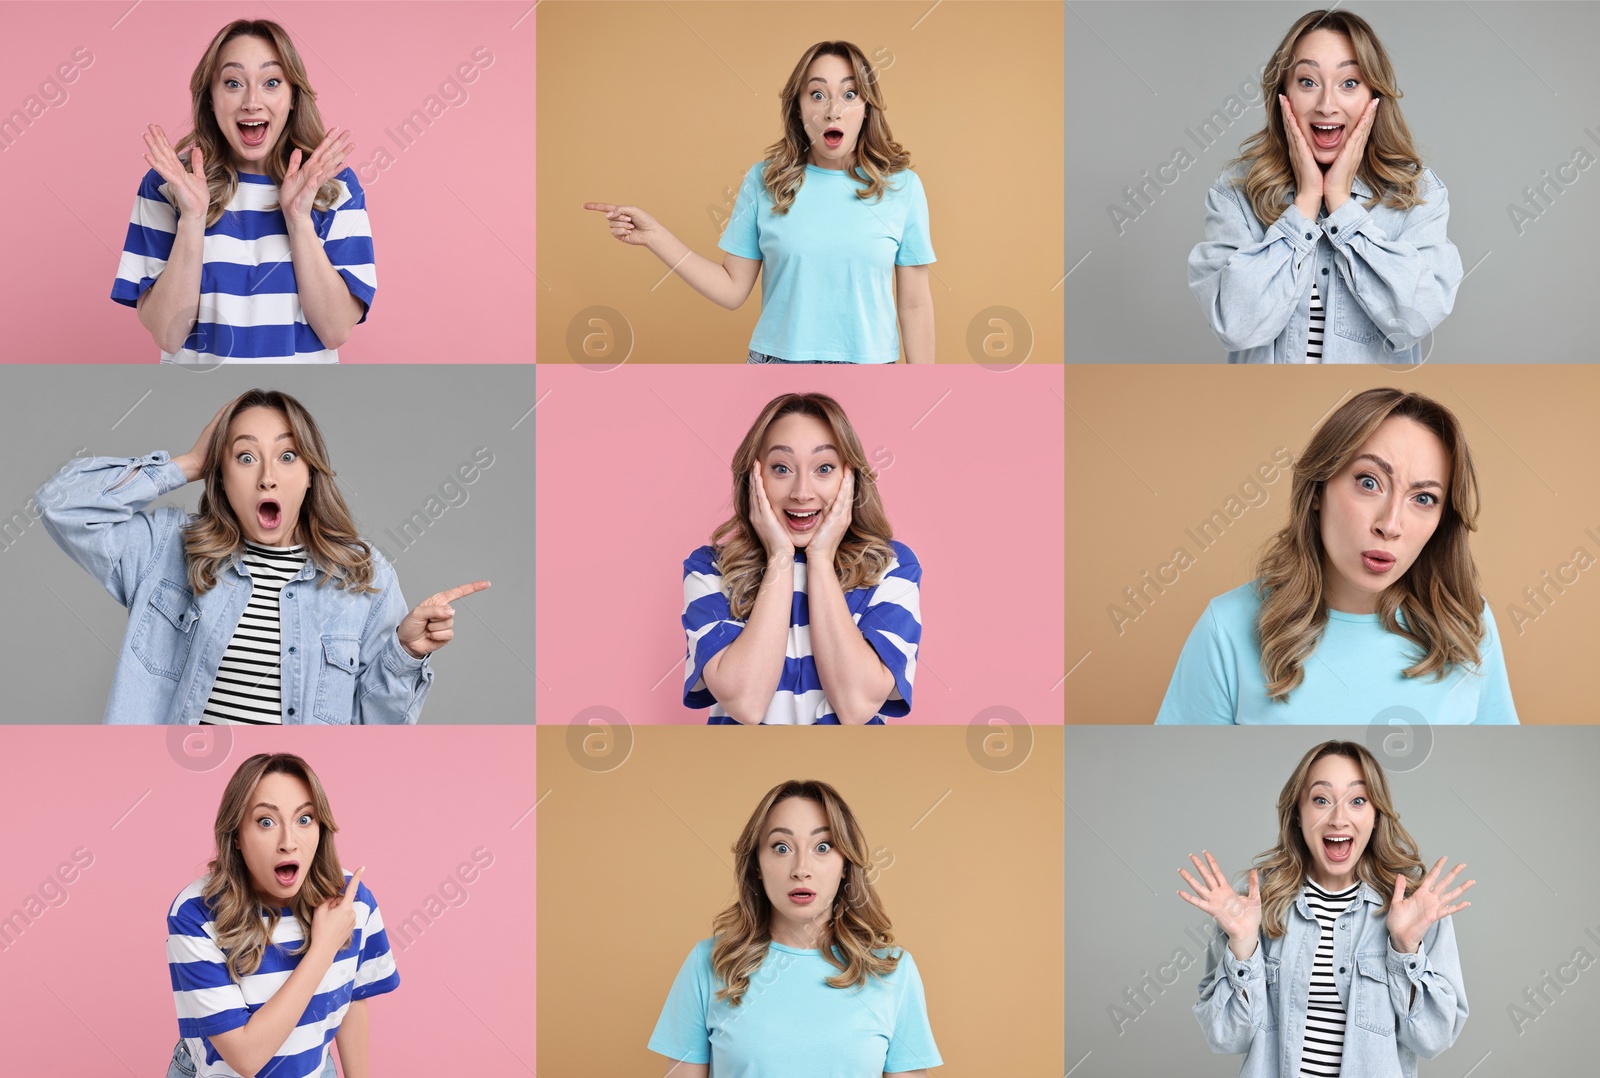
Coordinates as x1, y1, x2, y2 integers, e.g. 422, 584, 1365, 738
0, 365, 536, 724
1066, 1, 1600, 362
1065, 726, 1599, 1075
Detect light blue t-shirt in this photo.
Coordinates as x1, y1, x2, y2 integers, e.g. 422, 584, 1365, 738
719, 162, 935, 364
649, 937, 942, 1075
1155, 582, 1519, 724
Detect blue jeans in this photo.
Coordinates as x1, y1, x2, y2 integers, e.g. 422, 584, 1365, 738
167, 1039, 338, 1077
746, 350, 854, 364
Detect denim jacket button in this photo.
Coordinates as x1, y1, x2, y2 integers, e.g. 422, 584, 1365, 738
289, 646, 297, 654
285, 591, 294, 599
1330, 226, 1339, 234
288, 707, 296, 716
1338, 966, 1347, 974
1304, 232, 1313, 240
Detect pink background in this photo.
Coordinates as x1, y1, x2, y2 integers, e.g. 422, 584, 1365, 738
535, 363, 1066, 724
0, 726, 535, 1074
0, 0, 535, 362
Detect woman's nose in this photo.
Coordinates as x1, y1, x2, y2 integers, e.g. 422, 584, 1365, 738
1373, 497, 1403, 540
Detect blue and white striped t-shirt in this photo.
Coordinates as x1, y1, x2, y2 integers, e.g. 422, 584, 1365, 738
167, 873, 399, 1078
112, 167, 376, 363
682, 541, 922, 724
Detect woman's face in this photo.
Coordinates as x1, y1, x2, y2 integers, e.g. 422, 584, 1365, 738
211, 34, 293, 174
799, 52, 866, 170
757, 797, 846, 946
1314, 415, 1448, 615
221, 406, 312, 546
1298, 753, 1375, 891
235, 771, 321, 904
1283, 29, 1374, 169
758, 412, 845, 549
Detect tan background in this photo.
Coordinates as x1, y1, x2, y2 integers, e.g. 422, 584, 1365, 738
536, 725, 1064, 1074
1065, 365, 1600, 724
536, 0, 1064, 363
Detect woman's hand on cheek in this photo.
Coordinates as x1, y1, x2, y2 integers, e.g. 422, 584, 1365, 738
749, 467, 794, 561
809, 467, 854, 566
397, 580, 492, 659
1280, 96, 1324, 218
174, 401, 230, 483
1323, 97, 1378, 213
280, 128, 355, 225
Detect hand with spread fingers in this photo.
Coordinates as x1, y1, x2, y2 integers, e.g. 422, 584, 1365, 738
748, 467, 796, 561
1178, 851, 1263, 960
1387, 856, 1474, 954
281, 127, 356, 223
806, 466, 855, 568
1322, 97, 1379, 213
143, 123, 210, 219
398, 580, 492, 659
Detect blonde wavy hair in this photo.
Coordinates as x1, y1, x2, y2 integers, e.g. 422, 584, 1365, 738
762, 40, 913, 215
712, 393, 894, 620
184, 389, 376, 596
1233, 9, 1425, 226
1256, 387, 1481, 701
711, 780, 899, 1006
203, 753, 350, 982
176, 20, 342, 227
1254, 741, 1426, 937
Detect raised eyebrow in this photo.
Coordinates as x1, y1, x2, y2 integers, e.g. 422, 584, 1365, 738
1308, 780, 1367, 791
806, 75, 857, 85
1353, 453, 1443, 491
220, 60, 284, 73
765, 443, 839, 456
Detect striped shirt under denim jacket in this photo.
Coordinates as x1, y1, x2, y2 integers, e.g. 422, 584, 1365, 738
1195, 878, 1468, 1078
38, 452, 430, 724
1189, 164, 1461, 364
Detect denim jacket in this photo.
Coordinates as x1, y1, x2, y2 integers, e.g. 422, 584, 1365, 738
38, 452, 431, 724
1189, 165, 1463, 363
1195, 880, 1468, 1078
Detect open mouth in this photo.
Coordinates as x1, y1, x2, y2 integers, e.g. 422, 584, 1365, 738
784, 508, 820, 533
238, 119, 269, 148
1360, 549, 1395, 575
788, 888, 816, 904
1322, 836, 1353, 863
822, 126, 844, 149
273, 860, 300, 887
1310, 123, 1345, 151
256, 498, 283, 532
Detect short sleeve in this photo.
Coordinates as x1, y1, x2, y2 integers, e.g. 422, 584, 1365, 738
857, 542, 923, 717
167, 890, 251, 1039
647, 939, 714, 1064
1154, 599, 1239, 724
893, 171, 936, 267
112, 169, 179, 307
883, 950, 943, 1072
1472, 603, 1519, 724
682, 546, 745, 709
716, 164, 765, 261
349, 879, 401, 1001
316, 169, 377, 320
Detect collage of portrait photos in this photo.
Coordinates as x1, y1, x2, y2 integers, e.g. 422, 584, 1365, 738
1, 3, 1596, 1077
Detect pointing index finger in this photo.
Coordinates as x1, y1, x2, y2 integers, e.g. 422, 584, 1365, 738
430, 580, 491, 604
583, 202, 619, 213
342, 865, 366, 901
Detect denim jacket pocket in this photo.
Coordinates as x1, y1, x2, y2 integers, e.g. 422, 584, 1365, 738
1261, 956, 1282, 1031
1332, 288, 1384, 345
1353, 952, 1397, 1035
311, 635, 361, 724
131, 578, 199, 681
